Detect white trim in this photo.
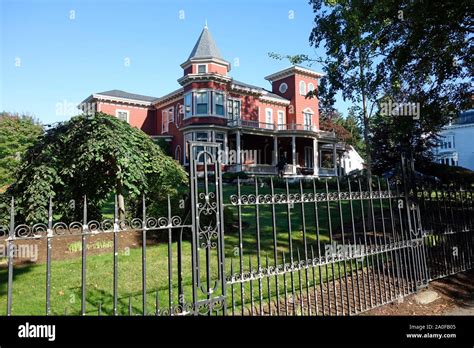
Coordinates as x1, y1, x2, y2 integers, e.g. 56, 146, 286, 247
302, 107, 315, 114
93, 94, 154, 107
308, 83, 315, 92
180, 57, 231, 71
260, 94, 291, 105
177, 73, 232, 86
153, 88, 184, 105
167, 106, 175, 123
175, 103, 182, 127
115, 109, 130, 123
264, 65, 324, 82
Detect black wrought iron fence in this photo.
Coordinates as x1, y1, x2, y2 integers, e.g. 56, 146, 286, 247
418, 184, 474, 280
0, 142, 472, 316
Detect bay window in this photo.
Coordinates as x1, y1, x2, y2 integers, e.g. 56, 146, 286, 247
214, 92, 225, 116
184, 93, 192, 118
195, 92, 209, 115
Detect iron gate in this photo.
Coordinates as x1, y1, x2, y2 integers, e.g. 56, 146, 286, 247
189, 142, 226, 315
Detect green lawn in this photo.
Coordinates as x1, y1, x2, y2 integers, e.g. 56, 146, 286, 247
0, 182, 390, 315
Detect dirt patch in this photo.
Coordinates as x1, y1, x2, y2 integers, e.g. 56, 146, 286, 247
362, 269, 474, 315
0, 231, 149, 266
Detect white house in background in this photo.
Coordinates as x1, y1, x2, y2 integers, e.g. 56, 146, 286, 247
433, 109, 474, 171
341, 145, 365, 175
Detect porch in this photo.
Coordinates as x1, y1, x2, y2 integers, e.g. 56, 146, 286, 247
225, 131, 341, 177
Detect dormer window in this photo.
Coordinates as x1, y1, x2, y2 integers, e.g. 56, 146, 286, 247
299, 81, 307, 95
197, 64, 207, 73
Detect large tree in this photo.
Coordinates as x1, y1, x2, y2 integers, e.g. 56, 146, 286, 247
368, 0, 472, 173
272, 0, 472, 175
2, 112, 187, 224
0, 112, 43, 190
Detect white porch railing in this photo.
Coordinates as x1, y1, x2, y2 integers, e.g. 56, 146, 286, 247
227, 120, 336, 138
227, 164, 278, 175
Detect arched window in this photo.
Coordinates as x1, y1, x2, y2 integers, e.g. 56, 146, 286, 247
299, 81, 306, 95
308, 83, 315, 92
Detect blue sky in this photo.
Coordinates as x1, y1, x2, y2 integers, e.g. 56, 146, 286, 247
1, 0, 351, 125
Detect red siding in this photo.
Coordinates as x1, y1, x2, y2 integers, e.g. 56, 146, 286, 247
98, 102, 157, 135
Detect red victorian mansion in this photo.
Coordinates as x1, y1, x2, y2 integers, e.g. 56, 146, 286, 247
81, 26, 349, 177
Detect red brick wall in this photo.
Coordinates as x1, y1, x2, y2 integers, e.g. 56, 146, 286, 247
98, 101, 157, 135
255, 100, 287, 126
156, 98, 185, 160
270, 73, 320, 129
183, 62, 229, 76
293, 73, 320, 129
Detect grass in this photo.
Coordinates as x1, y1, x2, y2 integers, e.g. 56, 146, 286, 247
0, 182, 391, 315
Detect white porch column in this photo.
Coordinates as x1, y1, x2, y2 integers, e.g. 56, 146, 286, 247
341, 154, 347, 174
273, 136, 278, 166
339, 154, 344, 176
332, 143, 337, 175
292, 136, 297, 174
313, 138, 319, 177
236, 130, 242, 171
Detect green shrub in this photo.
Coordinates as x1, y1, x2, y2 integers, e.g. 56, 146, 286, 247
222, 171, 249, 183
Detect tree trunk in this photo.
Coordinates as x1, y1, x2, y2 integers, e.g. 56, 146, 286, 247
358, 46, 374, 232
116, 165, 126, 221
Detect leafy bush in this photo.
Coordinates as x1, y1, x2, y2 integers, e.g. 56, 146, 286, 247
3, 112, 188, 225
0, 113, 43, 188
